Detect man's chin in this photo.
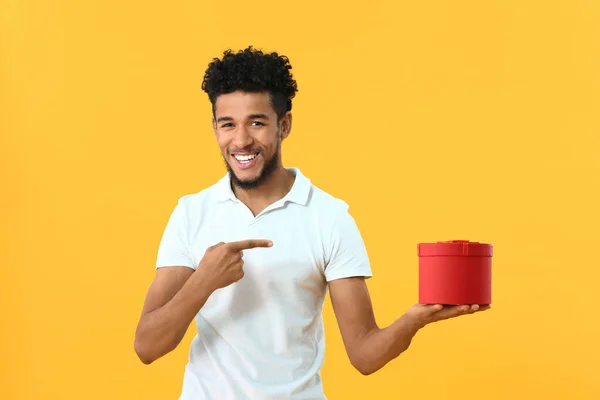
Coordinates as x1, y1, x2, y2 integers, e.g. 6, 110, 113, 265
228, 168, 263, 189
231, 176, 263, 189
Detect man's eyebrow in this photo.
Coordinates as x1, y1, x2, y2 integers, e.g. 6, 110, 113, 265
216, 116, 233, 123
248, 113, 269, 120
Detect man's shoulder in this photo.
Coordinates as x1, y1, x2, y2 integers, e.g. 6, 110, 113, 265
306, 181, 351, 219
173, 177, 225, 210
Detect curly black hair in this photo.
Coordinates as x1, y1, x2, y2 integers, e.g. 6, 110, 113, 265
201, 46, 298, 121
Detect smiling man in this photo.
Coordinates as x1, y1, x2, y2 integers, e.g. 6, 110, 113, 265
134, 46, 488, 400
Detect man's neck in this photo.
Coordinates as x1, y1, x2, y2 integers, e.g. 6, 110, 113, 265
231, 167, 296, 216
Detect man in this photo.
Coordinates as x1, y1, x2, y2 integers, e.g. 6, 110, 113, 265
134, 46, 488, 399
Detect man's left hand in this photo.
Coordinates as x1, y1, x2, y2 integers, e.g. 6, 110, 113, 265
406, 303, 491, 329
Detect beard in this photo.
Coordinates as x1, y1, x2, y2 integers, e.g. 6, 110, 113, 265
225, 143, 281, 190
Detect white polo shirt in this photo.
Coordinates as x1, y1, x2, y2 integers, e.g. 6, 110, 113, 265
155, 168, 372, 400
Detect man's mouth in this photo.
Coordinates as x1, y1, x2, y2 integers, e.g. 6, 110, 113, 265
234, 153, 257, 162
232, 152, 259, 169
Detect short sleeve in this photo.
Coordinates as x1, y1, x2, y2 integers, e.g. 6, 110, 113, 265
324, 207, 373, 282
155, 200, 196, 270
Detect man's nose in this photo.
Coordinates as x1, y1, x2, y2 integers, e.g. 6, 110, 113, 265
232, 126, 253, 148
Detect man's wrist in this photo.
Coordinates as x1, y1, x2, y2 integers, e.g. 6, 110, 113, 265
190, 266, 218, 296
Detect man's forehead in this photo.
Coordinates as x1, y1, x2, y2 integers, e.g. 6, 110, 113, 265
216, 91, 271, 106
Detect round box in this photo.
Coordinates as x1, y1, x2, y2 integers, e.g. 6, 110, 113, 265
418, 240, 493, 305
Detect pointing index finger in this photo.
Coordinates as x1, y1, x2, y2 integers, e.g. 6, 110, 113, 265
227, 239, 273, 252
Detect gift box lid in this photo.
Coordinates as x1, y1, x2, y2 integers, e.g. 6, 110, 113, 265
418, 240, 493, 257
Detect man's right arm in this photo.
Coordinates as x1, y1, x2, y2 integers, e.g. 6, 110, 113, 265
134, 239, 273, 364
133, 266, 215, 364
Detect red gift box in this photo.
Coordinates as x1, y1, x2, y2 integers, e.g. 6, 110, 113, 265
418, 240, 493, 305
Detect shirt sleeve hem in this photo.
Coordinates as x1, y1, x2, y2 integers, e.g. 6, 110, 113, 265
155, 262, 197, 270
325, 268, 373, 282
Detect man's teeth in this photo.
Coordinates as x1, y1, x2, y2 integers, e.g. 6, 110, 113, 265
234, 154, 257, 161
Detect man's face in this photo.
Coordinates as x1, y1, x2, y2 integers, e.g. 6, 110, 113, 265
213, 91, 290, 189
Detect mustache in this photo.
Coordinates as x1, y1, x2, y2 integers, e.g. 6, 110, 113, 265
230, 147, 262, 154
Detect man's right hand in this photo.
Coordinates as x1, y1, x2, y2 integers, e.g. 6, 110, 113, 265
198, 239, 273, 291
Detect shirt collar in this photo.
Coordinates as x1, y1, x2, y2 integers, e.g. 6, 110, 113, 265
213, 167, 311, 206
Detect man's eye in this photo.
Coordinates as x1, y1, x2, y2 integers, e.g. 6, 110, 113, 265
251, 121, 264, 126
221, 123, 233, 128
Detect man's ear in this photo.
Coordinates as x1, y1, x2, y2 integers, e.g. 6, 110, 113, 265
280, 112, 292, 140
212, 117, 217, 136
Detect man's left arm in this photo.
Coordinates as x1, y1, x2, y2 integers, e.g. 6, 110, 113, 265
328, 277, 483, 375
324, 208, 488, 375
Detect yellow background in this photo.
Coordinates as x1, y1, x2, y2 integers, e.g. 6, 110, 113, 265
2, 0, 599, 399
